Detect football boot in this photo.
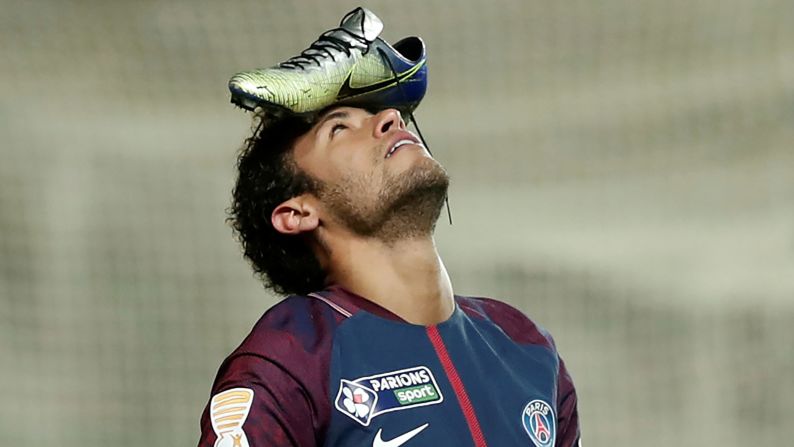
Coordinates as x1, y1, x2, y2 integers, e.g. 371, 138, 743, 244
228, 7, 427, 115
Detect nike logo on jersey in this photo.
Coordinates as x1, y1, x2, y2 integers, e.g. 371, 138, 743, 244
372, 423, 429, 447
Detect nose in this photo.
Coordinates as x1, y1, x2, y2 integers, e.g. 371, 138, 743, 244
372, 108, 405, 137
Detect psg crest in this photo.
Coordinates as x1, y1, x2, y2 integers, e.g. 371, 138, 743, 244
522, 399, 556, 447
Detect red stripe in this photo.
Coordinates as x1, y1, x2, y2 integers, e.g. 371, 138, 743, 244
426, 326, 488, 447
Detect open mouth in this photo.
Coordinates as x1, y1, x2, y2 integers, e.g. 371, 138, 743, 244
385, 132, 423, 158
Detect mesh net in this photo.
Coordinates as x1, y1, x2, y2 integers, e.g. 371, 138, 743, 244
1, 0, 793, 445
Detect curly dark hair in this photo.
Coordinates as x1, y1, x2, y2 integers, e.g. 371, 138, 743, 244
227, 112, 326, 296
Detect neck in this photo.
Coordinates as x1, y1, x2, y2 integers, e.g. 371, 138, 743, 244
323, 234, 454, 325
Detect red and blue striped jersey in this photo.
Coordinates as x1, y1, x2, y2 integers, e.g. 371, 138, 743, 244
197, 286, 580, 446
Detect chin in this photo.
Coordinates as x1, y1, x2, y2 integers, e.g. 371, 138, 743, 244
400, 156, 448, 190
318, 156, 449, 241
395, 151, 446, 178
381, 156, 449, 216
374, 162, 449, 242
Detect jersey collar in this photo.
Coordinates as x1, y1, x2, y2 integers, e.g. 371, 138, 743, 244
314, 285, 407, 322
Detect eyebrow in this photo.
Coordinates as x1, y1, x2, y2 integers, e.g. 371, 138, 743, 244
314, 110, 350, 134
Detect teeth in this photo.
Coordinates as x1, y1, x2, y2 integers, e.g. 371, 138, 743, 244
386, 139, 416, 158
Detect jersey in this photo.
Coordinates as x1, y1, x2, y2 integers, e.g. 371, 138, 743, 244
197, 286, 581, 447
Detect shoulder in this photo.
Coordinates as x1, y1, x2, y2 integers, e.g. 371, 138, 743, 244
456, 295, 557, 350
201, 295, 342, 446
227, 294, 346, 362
211, 295, 346, 388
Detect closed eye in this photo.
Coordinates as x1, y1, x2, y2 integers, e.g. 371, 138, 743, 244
330, 122, 347, 138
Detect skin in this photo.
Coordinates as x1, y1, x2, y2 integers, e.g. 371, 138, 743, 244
270, 106, 454, 325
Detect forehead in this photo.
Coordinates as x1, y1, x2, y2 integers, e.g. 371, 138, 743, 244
291, 106, 372, 161
312, 105, 375, 126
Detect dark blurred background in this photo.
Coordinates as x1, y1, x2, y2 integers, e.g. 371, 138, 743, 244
1, 1, 793, 445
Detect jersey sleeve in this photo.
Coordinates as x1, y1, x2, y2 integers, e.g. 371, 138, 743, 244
556, 355, 581, 447
197, 354, 318, 447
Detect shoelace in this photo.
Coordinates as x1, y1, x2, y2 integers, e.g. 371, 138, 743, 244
280, 9, 369, 70
280, 29, 368, 69
376, 47, 453, 225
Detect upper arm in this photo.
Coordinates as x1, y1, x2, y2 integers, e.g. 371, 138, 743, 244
556, 355, 581, 447
197, 354, 319, 447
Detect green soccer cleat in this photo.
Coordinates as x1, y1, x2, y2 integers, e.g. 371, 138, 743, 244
228, 7, 428, 116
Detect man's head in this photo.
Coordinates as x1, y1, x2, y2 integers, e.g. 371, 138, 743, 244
229, 106, 449, 295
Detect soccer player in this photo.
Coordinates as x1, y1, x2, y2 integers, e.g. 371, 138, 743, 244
198, 8, 580, 447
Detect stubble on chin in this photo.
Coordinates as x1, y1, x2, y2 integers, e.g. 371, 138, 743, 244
317, 158, 450, 243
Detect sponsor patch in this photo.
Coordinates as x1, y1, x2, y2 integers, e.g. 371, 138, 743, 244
210, 387, 253, 447
335, 366, 444, 426
522, 399, 556, 447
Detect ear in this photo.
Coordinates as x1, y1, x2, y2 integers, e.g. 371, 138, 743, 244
271, 197, 320, 235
